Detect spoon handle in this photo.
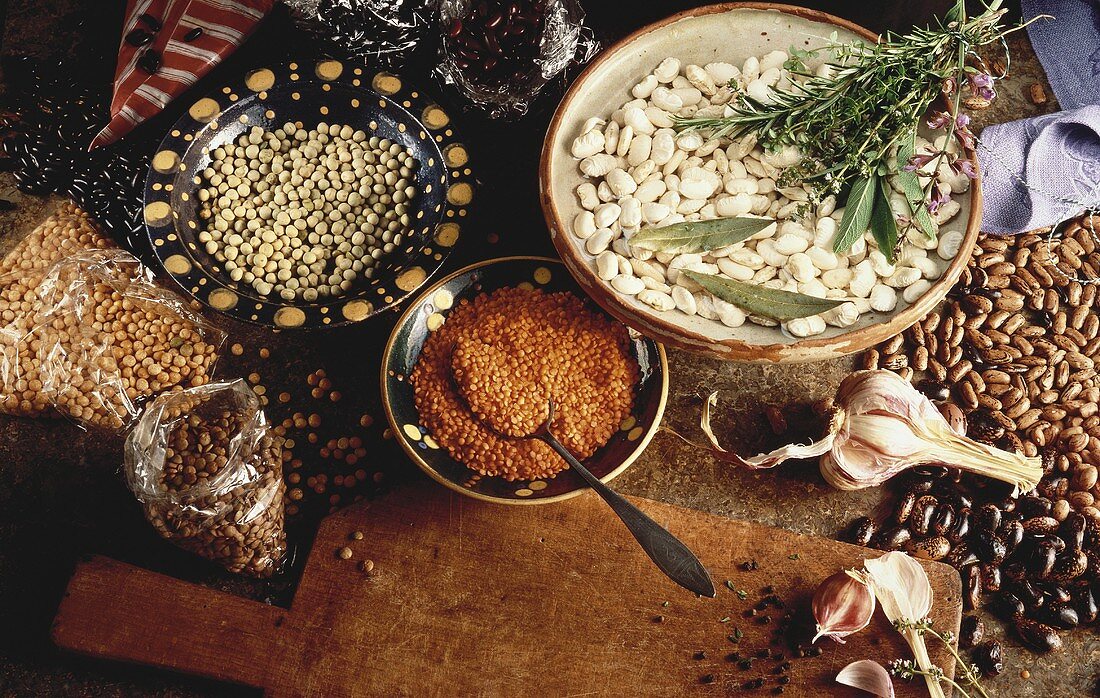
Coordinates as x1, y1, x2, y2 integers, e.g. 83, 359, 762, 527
539, 433, 716, 598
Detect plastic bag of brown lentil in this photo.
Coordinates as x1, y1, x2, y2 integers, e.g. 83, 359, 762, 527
124, 379, 287, 577
33, 249, 224, 432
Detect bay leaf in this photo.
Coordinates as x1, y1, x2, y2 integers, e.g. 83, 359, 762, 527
895, 130, 937, 238
832, 173, 877, 254
630, 217, 775, 254
681, 270, 844, 322
869, 176, 899, 262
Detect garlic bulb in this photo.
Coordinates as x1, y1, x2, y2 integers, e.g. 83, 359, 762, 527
812, 570, 875, 643
693, 370, 1042, 494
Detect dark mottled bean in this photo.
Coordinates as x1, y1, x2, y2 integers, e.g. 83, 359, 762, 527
848, 516, 875, 546
964, 565, 982, 610
980, 563, 1002, 592
1000, 520, 1025, 551
973, 640, 1004, 676
1075, 587, 1098, 623
910, 495, 938, 536
872, 525, 912, 551
1044, 602, 1080, 629
973, 503, 1002, 534
975, 532, 1007, 564
894, 491, 917, 525
991, 590, 1025, 620
1015, 617, 1063, 652
959, 615, 984, 649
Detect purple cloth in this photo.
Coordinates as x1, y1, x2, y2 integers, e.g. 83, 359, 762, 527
978, 0, 1100, 234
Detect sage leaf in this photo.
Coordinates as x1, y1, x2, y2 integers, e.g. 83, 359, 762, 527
896, 130, 937, 238
832, 173, 877, 254
681, 270, 844, 322
631, 217, 775, 254
869, 176, 899, 263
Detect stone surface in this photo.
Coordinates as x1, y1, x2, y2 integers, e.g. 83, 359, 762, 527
0, 1, 1094, 697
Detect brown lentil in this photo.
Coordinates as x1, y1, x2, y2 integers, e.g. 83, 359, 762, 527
125, 383, 286, 577
411, 287, 638, 481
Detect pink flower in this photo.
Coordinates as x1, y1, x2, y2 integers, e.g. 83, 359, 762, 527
951, 158, 978, 180
927, 184, 951, 215
926, 111, 952, 130
968, 72, 996, 100
903, 152, 936, 172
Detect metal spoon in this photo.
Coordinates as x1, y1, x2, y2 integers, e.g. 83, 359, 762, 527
476, 397, 715, 597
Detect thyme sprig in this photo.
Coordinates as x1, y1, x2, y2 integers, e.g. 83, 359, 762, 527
674, 0, 1043, 259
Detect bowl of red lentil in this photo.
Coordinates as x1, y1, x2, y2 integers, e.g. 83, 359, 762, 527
382, 257, 669, 504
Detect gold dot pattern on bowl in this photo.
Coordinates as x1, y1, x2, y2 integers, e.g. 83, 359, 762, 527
402, 424, 422, 441
274, 307, 306, 328
208, 288, 239, 310
432, 289, 454, 310
144, 201, 172, 225
188, 97, 220, 122
341, 300, 372, 322
145, 59, 475, 329
426, 313, 445, 331
528, 480, 548, 491
372, 72, 402, 95
163, 254, 192, 274
533, 267, 552, 285
152, 150, 180, 173
315, 60, 343, 80
435, 222, 460, 247
395, 267, 427, 292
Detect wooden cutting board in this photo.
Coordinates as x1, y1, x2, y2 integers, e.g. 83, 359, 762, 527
52, 481, 962, 697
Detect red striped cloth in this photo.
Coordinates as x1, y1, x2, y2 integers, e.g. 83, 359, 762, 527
90, 0, 273, 150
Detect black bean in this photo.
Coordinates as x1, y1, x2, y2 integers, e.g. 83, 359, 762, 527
949, 508, 970, 545
946, 543, 979, 568
979, 563, 1002, 592
872, 525, 912, 551
1018, 496, 1053, 518
973, 503, 1002, 534
910, 496, 938, 536
184, 26, 203, 42
959, 615, 984, 649
916, 378, 950, 401
967, 408, 1004, 441
1075, 586, 1098, 623
999, 520, 1025, 551
1061, 513, 1086, 551
138, 12, 162, 32
932, 505, 955, 536
1031, 540, 1058, 578
964, 565, 982, 610
894, 491, 917, 524
973, 640, 1003, 676
1014, 617, 1063, 652
125, 28, 154, 46
1015, 579, 1045, 610
137, 49, 161, 74
1038, 476, 1069, 500
848, 516, 875, 546
974, 532, 1007, 564
991, 590, 1025, 620
1050, 550, 1088, 583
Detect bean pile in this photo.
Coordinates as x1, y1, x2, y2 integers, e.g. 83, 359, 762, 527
443, 0, 547, 85
197, 123, 418, 301
852, 216, 1100, 656
0, 57, 151, 257
0, 203, 114, 416
35, 251, 221, 431
411, 287, 638, 481
571, 53, 966, 337
127, 385, 287, 578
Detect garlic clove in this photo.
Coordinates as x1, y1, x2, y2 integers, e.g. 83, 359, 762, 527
863, 551, 932, 624
836, 660, 896, 698
812, 570, 875, 643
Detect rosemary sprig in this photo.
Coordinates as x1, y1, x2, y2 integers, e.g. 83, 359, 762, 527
674, 0, 1041, 257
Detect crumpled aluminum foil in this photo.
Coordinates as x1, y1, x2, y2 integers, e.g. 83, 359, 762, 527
286, 0, 434, 66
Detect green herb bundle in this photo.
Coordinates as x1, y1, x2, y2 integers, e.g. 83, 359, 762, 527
674, 0, 1036, 261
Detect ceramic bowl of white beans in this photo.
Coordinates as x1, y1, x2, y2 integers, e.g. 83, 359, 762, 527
540, 3, 980, 362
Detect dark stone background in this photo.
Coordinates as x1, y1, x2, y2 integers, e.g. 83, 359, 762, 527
0, 1, 1087, 696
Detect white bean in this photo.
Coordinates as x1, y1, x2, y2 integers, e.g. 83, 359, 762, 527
594, 203, 621, 228
576, 183, 599, 210
585, 228, 614, 255
902, 278, 932, 304
580, 153, 617, 177
638, 289, 676, 311
606, 168, 638, 197
632, 74, 659, 99
654, 57, 680, 82
611, 274, 645, 295
627, 134, 652, 166
571, 130, 605, 158
671, 286, 697, 315
573, 211, 596, 239
717, 258, 754, 281
619, 197, 642, 229
937, 230, 964, 260
596, 251, 618, 280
